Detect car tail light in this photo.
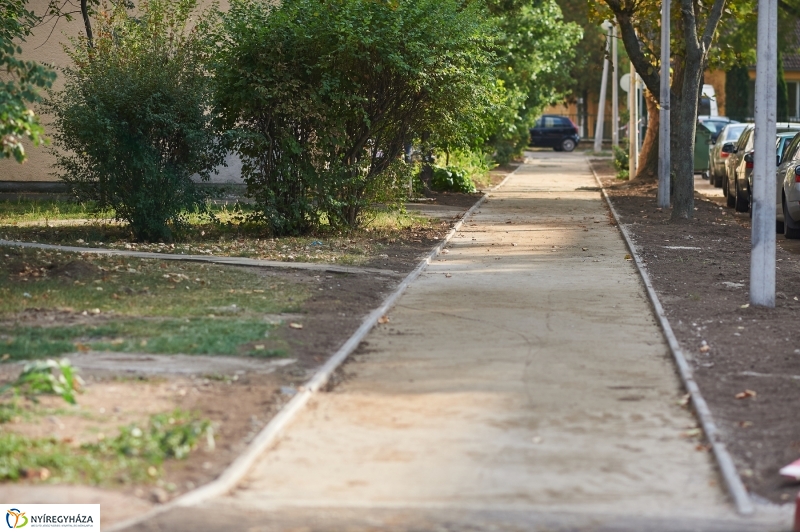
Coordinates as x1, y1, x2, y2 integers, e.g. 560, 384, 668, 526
746, 160, 753, 169
570, 119, 579, 134
721, 152, 729, 158
744, 152, 754, 169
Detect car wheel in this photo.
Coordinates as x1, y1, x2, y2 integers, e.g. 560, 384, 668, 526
725, 177, 736, 207
734, 180, 748, 212
561, 138, 576, 152
784, 197, 800, 238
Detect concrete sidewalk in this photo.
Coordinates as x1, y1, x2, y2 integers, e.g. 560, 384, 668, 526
127, 152, 790, 531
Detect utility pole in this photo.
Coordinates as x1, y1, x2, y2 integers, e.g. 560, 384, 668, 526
657, 0, 671, 208
612, 25, 619, 148
628, 64, 638, 179
594, 21, 612, 153
750, 0, 778, 307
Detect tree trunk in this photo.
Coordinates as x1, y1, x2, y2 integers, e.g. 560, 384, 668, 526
635, 90, 659, 180
670, 52, 704, 220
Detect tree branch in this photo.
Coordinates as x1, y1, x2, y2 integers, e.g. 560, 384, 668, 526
701, 0, 728, 52
608, 4, 660, 97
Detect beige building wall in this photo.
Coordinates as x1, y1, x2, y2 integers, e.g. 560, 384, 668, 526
0, 0, 243, 184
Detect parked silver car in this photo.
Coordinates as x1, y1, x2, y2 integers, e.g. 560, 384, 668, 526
731, 126, 800, 212
708, 123, 748, 187
774, 132, 800, 237
747, 131, 800, 219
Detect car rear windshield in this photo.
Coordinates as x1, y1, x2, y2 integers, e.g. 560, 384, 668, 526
721, 124, 747, 142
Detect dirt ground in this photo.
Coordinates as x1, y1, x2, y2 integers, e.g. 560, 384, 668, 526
591, 159, 800, 504
0, 172, 516, 514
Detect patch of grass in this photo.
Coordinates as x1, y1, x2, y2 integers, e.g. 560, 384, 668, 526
0, 202, 443, 266
0, 409, 210, 484
0, 199, 110, 225
1, 319, 281, 361
0, 248, 302, 360
0, 248, 307, 319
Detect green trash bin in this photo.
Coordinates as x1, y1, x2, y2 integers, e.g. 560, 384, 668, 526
694, 122, 712, 174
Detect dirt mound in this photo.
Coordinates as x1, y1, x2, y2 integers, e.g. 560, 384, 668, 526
50, 260, 100, 280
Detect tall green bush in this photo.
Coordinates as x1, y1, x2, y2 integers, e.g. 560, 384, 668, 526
213, 0, 499, 234
48, 0, 222, 242
725, 64, 749, 122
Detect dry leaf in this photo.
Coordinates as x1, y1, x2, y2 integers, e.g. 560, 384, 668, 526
445, 273, 452, 278
289, 322, 303, 329
682, 428, 702, 438
699, 345, 710, 353
740, 303, 749, 309
582, 247, 588, 251
678, 393, 691, 407
738, 420, 753, 428
377, 315, 390, 324
624, 254, 632, 260
735, 389, 757, 399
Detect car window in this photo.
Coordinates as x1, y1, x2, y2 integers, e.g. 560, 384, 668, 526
543, 117, 558, 128
792, 137, 800, 160
722, 125, 747, 142
737, 129, 752, 150
535, 118, 544, 128
745, 130, 756, 151
702, 121, 727, 134
557, 117, 572, 127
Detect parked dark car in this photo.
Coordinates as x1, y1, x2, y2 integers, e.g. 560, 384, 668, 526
708, 123, 748, 186
699, 116, 739, 144
722, 125, 753, 204
529, 115, 580, 152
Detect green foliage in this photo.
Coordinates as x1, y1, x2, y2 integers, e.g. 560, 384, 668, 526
0, 410, 210, 483
0, 0, 56, 162
214, 0, 499, 234
778, 51, 789, 122
484, 0, 582, 162
49, 0, 224, 242
438, 148, 497, 189
725, 65, 750, 122
89, 410, 210, 463
430, 167, 476, 194
612, 143, 629, 180
0, 359, 83, 404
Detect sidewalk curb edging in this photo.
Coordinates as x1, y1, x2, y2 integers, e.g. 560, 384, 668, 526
106, 167, 520, 531
588, 161, 755, 516
0, 239, 402, 277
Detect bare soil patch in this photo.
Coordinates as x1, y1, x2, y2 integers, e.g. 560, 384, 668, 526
0, 188, 492, 513
592, 159, 800, 504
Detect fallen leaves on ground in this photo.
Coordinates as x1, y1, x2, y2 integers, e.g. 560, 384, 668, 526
735, 389, 757, 400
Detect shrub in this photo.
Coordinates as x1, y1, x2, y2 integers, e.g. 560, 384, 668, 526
214, 0, 498, 234
430, 167, 476, 194
613, 143, 629, 180
48, 0, 223, 242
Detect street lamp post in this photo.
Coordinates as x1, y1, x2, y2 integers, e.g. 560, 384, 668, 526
612, 24, 619, 148
657, 0, 671, 208
594, 21, 613, 153
750, 0, 778, 307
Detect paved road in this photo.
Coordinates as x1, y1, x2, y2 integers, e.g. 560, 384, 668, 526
127, 152, 791, 531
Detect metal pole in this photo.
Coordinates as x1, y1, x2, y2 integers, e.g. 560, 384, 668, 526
628, 66, 636, 178
612, 25, 619, 148
631, 71, 641, 172
594, 21, 612, 153
750, 0, 778, 307
657, 0, 671, 208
